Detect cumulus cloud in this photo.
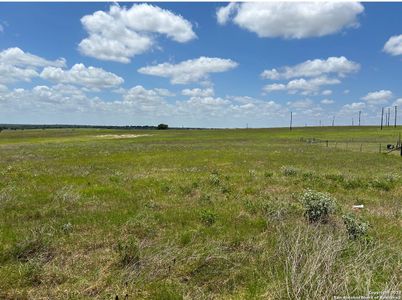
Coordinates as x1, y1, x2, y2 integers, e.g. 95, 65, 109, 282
138, 56, 238, 84
321, 99, 334, 105
216, 3, 239, 25
79, 4, 196, 63
0, 47, 66, 84
264, 76, 340, 95
40, 63, 123, 90
341, 102, 365, 114
261, 56, 360, 80
361, 90, 393, 104
216, 2, 364, 39
287, 99, 314, 109
322, 90, 332, 96
0, 47, 66, 68
181, 88, 214, 97
393, 98, 402, 106
383, 34, 402, 56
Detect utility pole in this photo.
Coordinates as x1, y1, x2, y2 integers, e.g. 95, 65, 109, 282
388, 107, 391, 127
352, 118, 354, 126
358, 111, 361, 126
290, 111, 293, 131
332, 116, 335, 127
394, 106, 397, 128
381, 107, 384, 130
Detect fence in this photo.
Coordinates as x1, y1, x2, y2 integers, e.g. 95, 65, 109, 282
300, 137, 402, 155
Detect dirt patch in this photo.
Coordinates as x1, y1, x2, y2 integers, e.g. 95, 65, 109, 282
95, 134, 152, 139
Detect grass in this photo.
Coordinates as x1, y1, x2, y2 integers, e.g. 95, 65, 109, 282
0, 126, 401, 299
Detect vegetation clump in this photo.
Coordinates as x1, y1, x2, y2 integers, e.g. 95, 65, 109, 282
157, 123, 169, 130
200, 209, 217, 226
281, 165, 299, 176
342, 213, 370, 240
116, 237, 140, 268
300, 189, 337, 223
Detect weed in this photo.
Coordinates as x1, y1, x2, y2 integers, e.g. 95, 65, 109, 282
209, 174, 220, 186
281, 165, 299, 176
10, 227, 54, 263
116, 237, 140, 268
342, 213, 370, 240
200, 209, 217, 226
300, 189, 337, 223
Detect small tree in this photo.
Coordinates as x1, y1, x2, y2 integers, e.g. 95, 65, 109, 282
157, 123, 168, 130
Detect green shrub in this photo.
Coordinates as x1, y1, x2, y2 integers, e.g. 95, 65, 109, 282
209, 174, 220, 186
342, 213, 370, 240
281, 165, 299, 176
264, 171, 274, 178
200, 209, 217, 226
116, 237, 140, 268
157, 123, 169, 130
300, 189, 336, 223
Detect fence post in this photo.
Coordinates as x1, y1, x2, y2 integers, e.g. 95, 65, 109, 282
360, 144, 362, 152
379, 144, 381, 153
326, 140, 328, 147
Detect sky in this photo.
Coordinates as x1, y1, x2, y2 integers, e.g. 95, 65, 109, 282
1, 2, 402, 128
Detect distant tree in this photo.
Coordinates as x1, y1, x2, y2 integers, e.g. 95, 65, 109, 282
157, 124, 168, 130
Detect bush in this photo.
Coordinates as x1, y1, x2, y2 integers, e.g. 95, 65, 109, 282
116, 237, 140, 268
200, 209, 217, 226
157, 123, 169, 130
300, 189, 336, 223
281, 165, 299, 176
342, 213, 370, 240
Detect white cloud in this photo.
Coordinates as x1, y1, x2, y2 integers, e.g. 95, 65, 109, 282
0, 47, 66, 84
216, 3, 239, 25
262, 83, 286, 93
383, 35, 402, 56
393, 98, 402, 106
344, 89, 350, 94
321, 99, 334, 105
322, 90, 332, 96
138, 56, 238, 84
79, 4, 196, 63
361, 90, 393, 104
217, 2, 364, 39
0, 63, 38, 84
40, 63, 123, 90
261, 56, 360, 80
287, 99, 314, 109
264, 76, 340, 95
181, 88, 214, 97
341, 102, 365, 113
0, 47, 65, 68
118, 85, 173, 114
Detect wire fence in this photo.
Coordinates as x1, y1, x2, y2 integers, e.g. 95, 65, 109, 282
300, 137, 402, 155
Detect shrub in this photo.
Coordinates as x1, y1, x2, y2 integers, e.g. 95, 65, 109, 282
200, 209, 217, 226
281, 165, 299, 176
209, 174, 220, 186
300, 189, 336, 223
264, 171, 274, 178
342, 213, 370, 240
157, 123, 169, 130
116, 237, 140, 268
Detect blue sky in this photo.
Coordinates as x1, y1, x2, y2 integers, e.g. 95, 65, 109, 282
1, 2, 402, 127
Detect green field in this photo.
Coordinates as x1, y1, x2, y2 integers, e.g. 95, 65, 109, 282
0, 127, 401, 299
